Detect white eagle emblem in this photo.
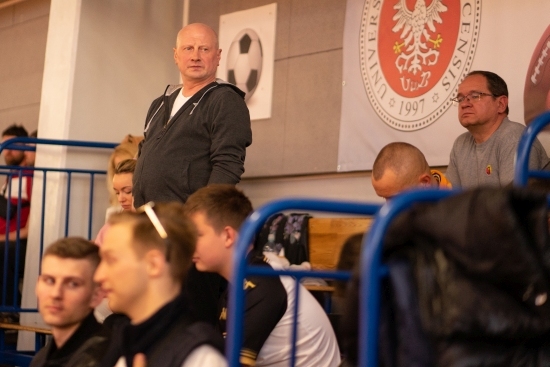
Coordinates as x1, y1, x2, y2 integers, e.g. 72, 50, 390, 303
392, 0, 448, 75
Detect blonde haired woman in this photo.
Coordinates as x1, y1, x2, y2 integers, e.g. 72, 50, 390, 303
105, 135, 142, 218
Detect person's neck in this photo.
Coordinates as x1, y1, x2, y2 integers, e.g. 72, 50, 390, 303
469, 115, 506, 144
52, 322, 81, 349
129, 281, 181, 325
220, 257, 233, 282
181, 77, 216, 97
223, 246, 255, 283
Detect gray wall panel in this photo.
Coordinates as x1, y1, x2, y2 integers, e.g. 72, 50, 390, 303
245, 59, 288, 176
69, 0, 182, 142
0, 0, 48, 134
288, 0, 345, 57
283, 49, 342, 174
189, 0, 346, 177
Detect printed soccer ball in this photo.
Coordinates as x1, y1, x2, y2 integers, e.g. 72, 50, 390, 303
226, 28, 263, 101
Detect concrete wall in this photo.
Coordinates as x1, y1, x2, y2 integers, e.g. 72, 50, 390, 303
69, 0, 182, 143
0, 0, 49, 135
63, 0, 183, 235
17, 0, 186, 339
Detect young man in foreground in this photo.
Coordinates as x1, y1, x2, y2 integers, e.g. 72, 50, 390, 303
94, 201, 225, 367
185, 184, 341, 367
31, 237, 104, 367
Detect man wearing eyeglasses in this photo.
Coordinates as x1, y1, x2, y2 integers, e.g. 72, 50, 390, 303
447, 70, 548, 188
94, 202, 226, 367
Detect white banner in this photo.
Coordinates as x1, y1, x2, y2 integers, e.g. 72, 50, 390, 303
338, 0, 550, 172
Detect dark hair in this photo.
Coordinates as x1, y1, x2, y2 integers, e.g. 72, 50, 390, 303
43, 237, 100, 270
335, 233, 363, 297
466, 70, 509, 115
114, 158, 136, 175
109, 202, 196, 284
2, 124, 28, 138
184, 184, 253, 233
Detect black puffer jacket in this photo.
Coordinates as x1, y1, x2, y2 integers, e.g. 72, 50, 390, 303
381, 187, 550, 367
341, 188, 550, 367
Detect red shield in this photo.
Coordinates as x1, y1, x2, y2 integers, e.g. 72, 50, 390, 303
378, 0, 460, 98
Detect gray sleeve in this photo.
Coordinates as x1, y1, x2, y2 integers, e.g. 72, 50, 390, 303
446, 146, 460, 187
528, 138, 550, 170
495, 135, 519, 186
208, 90, 252, 185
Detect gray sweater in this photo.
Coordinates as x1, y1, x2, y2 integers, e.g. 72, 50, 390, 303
446, 117, 548, 188
133, 80, 252, 206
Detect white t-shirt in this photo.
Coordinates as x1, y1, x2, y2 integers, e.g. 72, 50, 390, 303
220, 255, 341, 367
113, 345, 227, 367
257, 260, 341, 367
170, 90, 191, 121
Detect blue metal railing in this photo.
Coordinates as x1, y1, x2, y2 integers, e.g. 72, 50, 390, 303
0, 137, 117, 365
0, 168, 32, 310
359, 189, 456, 367
514, 110, 550, 186
0, 137, 118, 152
0, 137, 117, 241
226, 197, 381, 367
0, 137, 116, 311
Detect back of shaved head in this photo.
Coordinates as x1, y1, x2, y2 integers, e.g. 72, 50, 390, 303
372, 142, 431, 187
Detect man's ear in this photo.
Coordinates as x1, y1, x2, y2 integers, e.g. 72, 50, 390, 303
90, 283, 105, 309
144, 249, 168, 278
497, 95, 509, 114
216, 48, 222, 66
419, 173, 433, 187
223, 226, 238, 249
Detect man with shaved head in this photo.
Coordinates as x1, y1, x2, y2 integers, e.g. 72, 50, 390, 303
371, 142, 450, 200
133, 23, 252, 207
133, 23, 252, 325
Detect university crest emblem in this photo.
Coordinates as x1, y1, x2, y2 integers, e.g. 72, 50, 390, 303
360, 0, 481, 131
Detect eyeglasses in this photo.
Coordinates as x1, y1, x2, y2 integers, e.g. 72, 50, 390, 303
450, 92, 495, 105
136, 202, 171, 262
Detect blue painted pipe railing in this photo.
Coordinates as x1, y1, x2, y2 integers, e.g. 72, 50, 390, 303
0, 138, 119, 365
0, 138, 117, 313
359, 189, 456, 367
0, 137, 117, 153
514, 110, 550, 186
226, 197, 381, 367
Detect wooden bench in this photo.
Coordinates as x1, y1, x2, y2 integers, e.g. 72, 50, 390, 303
305, 217, 372, 293
0, 322, 51, 335
0, 321, 51, 366
308, 217, 372, 270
